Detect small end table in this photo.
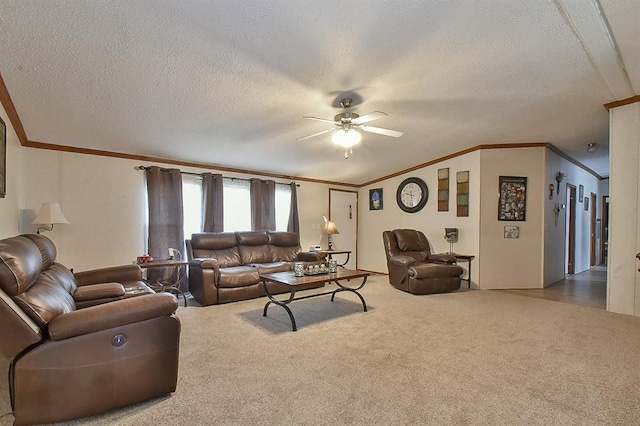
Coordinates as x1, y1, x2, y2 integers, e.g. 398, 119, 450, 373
322, 250, 351, 267
453, 254, 475, 289
138, 259, 189, 306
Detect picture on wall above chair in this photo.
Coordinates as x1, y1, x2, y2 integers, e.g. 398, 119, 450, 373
456, 170, 469, 217
438, 168, 449, 211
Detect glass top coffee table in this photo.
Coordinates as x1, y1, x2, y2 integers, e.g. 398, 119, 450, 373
259, 268, 371, 332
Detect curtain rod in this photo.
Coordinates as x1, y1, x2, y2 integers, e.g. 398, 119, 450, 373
136, 166, 299, 186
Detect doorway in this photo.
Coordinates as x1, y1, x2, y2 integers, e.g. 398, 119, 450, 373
601, 195, 609, 264
328, 189, 357, 269
590, 192, 597, 267
566, 184, 576, 275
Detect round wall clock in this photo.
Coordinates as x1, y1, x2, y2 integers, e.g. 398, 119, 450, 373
396, 177, 429, 213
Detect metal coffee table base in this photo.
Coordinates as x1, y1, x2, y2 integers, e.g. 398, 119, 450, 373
261, 273, 368, 332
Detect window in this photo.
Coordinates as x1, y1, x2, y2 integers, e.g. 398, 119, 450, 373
275, 183, 291, 231
181, 176, 292, 235
182, 175, 203, 243
223, 178, 251, 231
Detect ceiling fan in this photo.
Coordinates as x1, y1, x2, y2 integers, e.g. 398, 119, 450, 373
297, 98, 404, 158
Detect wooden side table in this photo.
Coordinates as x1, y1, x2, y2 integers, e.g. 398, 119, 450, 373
453, 254, 475, 289
138, 259, 189, 306
322, 250, 352, 267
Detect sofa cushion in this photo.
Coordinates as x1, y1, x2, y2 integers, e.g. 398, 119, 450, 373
0, 236, 42, 296
217, 266, 260, 288
249, 261, 291, 275
239, 244, 272, 264
23, 234, 57, 270
237, 232, 272, 264
14, 274, 75, 327
393, 229, 428, 252
408, 262, 463, 279
267, 232, 301, 262
190, 233, 242, 267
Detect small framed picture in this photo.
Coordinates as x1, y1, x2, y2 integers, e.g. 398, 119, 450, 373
369, 188, 383, 210
504, 226, 520, 238
579, 185, 584, 203
584, 197, 589, 211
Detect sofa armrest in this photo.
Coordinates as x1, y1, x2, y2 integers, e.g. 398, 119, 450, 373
74, 264, 143, 286
48, 293, 178, 341
297, 251, 325, 262
73, 282, 125, 302
426, 253, 456, 264
189, 258, 220, 270
389, 254, 419, 267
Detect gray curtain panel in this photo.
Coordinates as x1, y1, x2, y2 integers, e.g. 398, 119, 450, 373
287, 182, 300, 235
145, 166, 184, 284
250, 179, 276, 231
202, 173, 224, 232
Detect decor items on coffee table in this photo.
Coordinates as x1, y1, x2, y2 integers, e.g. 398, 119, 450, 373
260, 268, 370, 331
382, 229, 463, 294
186, 231, 325, 305
0, 234, 181, 425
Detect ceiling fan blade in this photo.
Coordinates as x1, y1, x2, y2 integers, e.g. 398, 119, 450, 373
296, 128, 336, 141
360, 125, 404, 138
302, 116, 337, 124
352, 111, 387, 125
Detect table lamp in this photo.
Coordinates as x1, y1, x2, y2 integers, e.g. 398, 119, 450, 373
444, 228, 458, 254
323, 218, 340, 250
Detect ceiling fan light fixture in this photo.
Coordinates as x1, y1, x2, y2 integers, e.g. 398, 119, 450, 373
332, 128, 362, 148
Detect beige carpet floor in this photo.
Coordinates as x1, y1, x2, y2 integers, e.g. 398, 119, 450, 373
2, 275, 640, 425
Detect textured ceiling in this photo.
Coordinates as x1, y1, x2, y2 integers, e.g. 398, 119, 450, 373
0, 0, 637, 184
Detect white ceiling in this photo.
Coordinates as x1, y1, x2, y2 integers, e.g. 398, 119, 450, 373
0, 0, 637, 184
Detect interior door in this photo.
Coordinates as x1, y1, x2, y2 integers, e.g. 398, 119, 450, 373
329, 189, 357, 269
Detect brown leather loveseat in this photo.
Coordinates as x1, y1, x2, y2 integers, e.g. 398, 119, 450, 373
0, 234, 181, 425
187, 231, 324, 305
383, 229, 464, 295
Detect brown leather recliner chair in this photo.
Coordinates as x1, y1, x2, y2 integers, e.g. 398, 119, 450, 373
383, 229, 464, 295
0, 234, 181, 425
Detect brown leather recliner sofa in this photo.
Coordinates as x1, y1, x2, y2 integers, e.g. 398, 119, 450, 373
187, 231, 324, 306
0, 234, 181, 425
383, 229, 464, 295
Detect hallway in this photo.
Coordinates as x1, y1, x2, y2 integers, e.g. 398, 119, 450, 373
498, 266, 607, 309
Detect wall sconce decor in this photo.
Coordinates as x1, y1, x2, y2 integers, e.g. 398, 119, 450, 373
548, 184, 554, 199
587, 143, 598, 154
32, 203, 70, 234
555, 172, 565, 195
444, 228, 459, 254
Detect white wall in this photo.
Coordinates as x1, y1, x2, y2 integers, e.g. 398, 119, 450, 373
358, 151, 481, 286
13, 147, 347, 272
607, 102, 640, 316
0, 103, 24, 238
478, 147, 545, 289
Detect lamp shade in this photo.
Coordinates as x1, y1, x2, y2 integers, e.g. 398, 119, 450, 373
323, 220, 340, 235
444, 228, 458, 243
32, 203, 70, 225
